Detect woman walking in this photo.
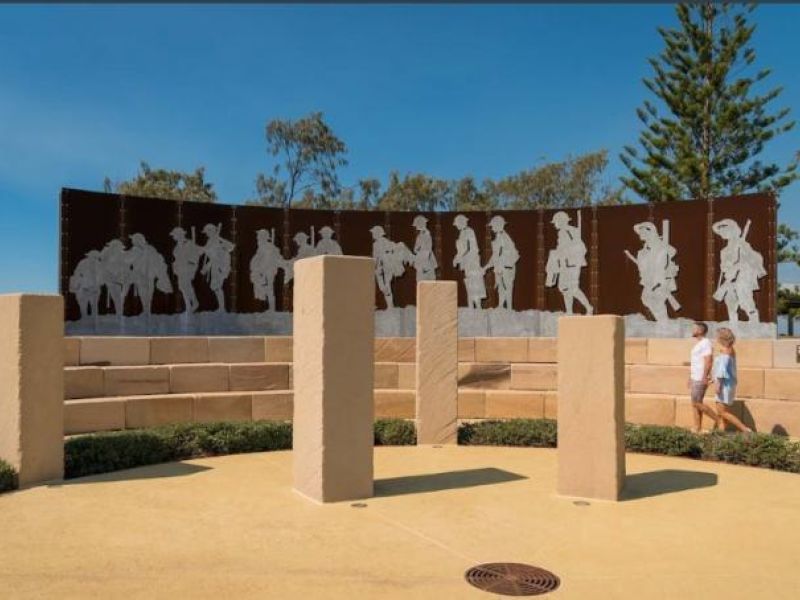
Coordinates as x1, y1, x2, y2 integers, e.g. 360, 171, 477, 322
712, 327, 753, 433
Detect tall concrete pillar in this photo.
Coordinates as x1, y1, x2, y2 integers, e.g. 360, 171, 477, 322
0, 294, 64, 486
416, 281, 458, 445
557, 315, 625, 501
292, 256, 375, 503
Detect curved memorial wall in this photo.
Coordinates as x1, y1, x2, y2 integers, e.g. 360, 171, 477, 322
60, 188, 777, 338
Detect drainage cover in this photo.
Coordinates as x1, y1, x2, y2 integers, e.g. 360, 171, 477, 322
464, 563, 560, 596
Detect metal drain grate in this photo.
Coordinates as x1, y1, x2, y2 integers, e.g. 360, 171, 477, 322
465, 563, 560, 596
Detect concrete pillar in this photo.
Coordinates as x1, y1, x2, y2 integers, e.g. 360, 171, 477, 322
416, 281, 458, 444
557, 315, 625, 501
0, 294, 64, 486
292, 256, 375, 503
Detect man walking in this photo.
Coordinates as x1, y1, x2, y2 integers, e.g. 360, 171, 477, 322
688, 322, 720, 433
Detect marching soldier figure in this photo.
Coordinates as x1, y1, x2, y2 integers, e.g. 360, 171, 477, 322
250, 229, 291, 311
370, 225, 410, 309
127, 233, 173, 316
69, 249, 102, 319
98, 238, 129, 316
200, 223, 235, 312
624, 221, 680, 322
170, 226, 202, 314
453, 214, 486, 309
546, 211, 593, 315
712, 218, 766, 322
292, 231, 317, 261
483, 215, 519, 310
412, 215, 437, 282
315, 226, 343, 256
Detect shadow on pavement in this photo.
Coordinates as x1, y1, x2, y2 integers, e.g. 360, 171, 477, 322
51, 462, 212, 487
622, 469, 718, 501
375, 467, 527, 497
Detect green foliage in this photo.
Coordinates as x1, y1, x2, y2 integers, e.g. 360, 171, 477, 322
105, 161, 218, 203
65, 421, 292, 479
0, 459, 18, 493
778, 223, 800, 265
459, 419, 558, 447
252, 112, 348, 207
622, 4, 797, 201
702, 432, 800, 471
332, 150, 625, 212
64, 420, 415, 480
374, 419, 417, 445
624, 424, 703, 458
459, 420, 800, 474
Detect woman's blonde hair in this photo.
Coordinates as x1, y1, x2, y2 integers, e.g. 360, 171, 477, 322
716, 327, 736, 348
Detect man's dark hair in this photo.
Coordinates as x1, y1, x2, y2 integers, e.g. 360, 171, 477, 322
694, 321, 708, 335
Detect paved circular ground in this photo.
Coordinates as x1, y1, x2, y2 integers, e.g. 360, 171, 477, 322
1, 447, 799, 599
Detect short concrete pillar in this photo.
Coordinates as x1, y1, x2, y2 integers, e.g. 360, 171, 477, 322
0, 294, 64, 486
292, 256, 375, 503
416, 281, 458, 445
557, 315, 625, 501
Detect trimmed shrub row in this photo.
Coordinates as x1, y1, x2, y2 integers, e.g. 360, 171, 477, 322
2, 419, 797, 493
0, 459, 17, 493
460, 419, 800, 473
64, 419, 416, 480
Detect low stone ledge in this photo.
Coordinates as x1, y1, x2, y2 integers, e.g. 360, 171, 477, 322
228, 363, 289, 392
208, 337, 266, 364
125, 394, 194, 429
170, 364, 230, 394
64, 367, 104, 400
193, 392, 252, 423
104, 366, 170, 396
150, 337, 209, 365
64, 398, 126, 435
485, 390, 545, 419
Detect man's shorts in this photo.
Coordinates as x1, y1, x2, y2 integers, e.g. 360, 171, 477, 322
690, 380, 708, 403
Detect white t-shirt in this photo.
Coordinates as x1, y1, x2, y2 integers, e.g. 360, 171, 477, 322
690, 337, 713, 382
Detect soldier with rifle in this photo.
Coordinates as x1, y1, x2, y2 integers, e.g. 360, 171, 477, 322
624, 220, 681, 322
545, 211, 593, 315
712, 218, 766, 322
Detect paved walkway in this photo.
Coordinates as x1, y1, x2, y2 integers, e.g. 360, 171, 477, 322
1, 446, 799, 599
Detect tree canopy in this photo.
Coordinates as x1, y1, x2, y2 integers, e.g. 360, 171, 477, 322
104, 161, 217, 203
621, 3, 797, 201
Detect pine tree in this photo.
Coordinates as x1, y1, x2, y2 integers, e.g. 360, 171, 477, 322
621, 3, 797, 201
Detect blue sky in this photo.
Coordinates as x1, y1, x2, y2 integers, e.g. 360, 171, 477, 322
2, 3, 799, 293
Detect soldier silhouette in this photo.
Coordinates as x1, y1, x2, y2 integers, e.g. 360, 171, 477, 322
315, 226, 343, 256
250, 229, 291, 311
200, 223, 234, 312
370, 225, 411, 309
453, 214, 485, 309
98, 239, 129, 316
127, 233, 172, 316
712, 218, 766, 322
483, 215, 519, 310
69, 249, 102, 319
292, 231, 317, 261
170, 227, 202, 314
546, 211, 593, 315
624, 221, 680, 322
412, 215, 437, 282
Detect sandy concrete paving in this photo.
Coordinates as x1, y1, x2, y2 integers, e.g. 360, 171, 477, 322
1, 446, 799, 599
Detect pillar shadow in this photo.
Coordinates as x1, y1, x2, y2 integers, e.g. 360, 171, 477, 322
622, 469, 717, 501
50, 462, 212, 487
375, 468, 527, 498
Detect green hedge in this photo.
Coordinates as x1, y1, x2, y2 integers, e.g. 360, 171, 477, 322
4, 419, 797, 492
65, 419, 415, 480
0, 459, 17, 493
459, 419, 800, 473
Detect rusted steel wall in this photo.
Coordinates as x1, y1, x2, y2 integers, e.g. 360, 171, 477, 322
60, 188, 776, 323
